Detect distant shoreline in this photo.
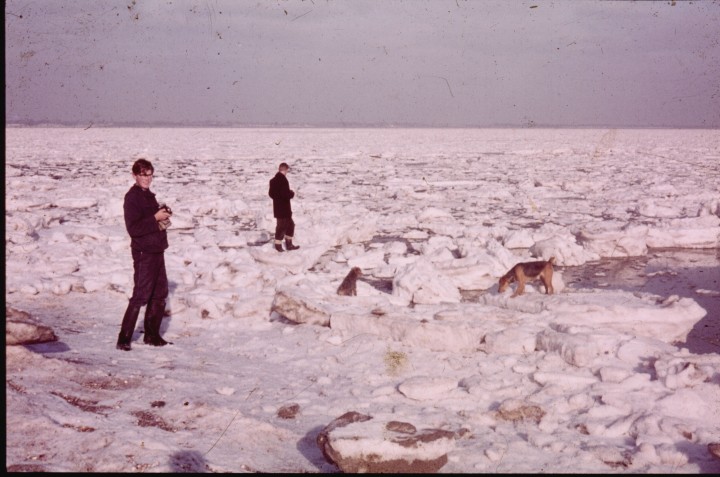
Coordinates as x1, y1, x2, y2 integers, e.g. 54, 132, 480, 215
5, 123, 716, 130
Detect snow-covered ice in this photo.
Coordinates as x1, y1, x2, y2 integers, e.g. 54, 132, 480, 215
5, 127, 720, 472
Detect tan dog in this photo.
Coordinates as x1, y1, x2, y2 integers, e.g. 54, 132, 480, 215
498, 257, 555, 297
337, 267, 362, 296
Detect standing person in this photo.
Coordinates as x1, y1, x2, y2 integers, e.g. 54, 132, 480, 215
268, 162, 300, 252
116, 158, 173, 351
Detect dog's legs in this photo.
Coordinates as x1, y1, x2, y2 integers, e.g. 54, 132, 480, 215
511, 272, 525, 297
542, 269, 554, 295
541, 276, 552, 294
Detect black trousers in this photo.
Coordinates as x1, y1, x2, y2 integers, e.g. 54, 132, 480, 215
128, 250, 168, 307
274, 217, 295, 241
118, 250, 168, 342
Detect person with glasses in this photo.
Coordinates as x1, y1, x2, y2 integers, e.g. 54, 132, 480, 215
116, 158, 173, 351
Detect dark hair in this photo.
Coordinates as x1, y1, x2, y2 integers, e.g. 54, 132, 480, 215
132, 158, 154, 175
278, 162, 289, 171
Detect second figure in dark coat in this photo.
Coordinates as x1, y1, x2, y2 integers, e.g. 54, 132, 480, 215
268, 162, 300, 252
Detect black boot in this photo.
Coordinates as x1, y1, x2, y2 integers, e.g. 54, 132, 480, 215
285, 238, 300, 251
143, 300, 171, 346
145, 335, 171, 346
116, 341, 132, 351
274, 241, 284, 252
117, 304, 141, 351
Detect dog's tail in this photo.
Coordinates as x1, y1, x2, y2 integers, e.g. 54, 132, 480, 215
548, 256, 556, 264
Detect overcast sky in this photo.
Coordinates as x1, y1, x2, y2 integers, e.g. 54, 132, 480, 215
5, 0, 720, 128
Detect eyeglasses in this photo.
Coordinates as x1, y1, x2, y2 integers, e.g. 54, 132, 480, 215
136, 172, 154, 177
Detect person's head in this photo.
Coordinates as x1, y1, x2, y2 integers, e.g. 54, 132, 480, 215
132, 158, 154, 190
278, 162, 290, 175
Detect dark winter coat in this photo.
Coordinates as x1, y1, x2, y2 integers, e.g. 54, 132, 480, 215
268, 172, 294, 218
124, 184, 169, 253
